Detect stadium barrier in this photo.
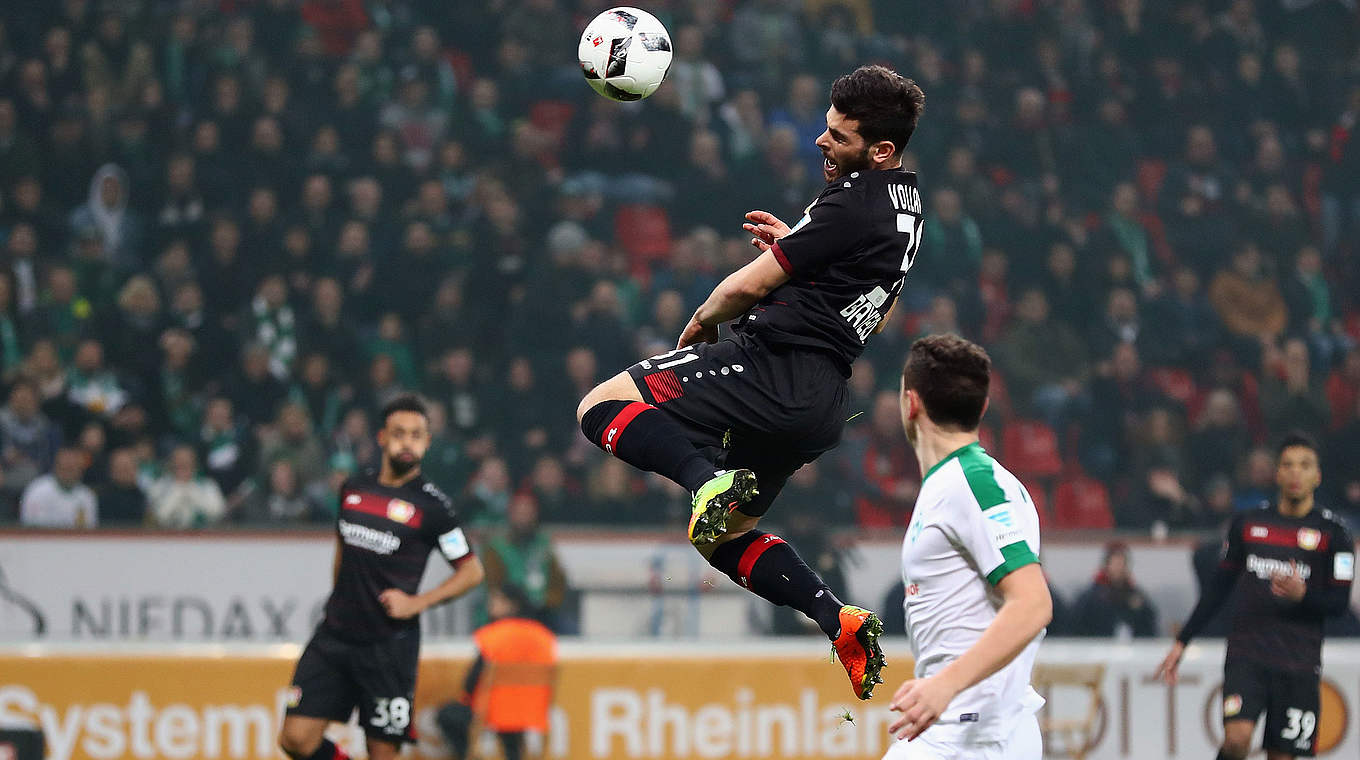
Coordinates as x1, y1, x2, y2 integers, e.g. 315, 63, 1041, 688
11, 530, 1357, 642
0, 640, 1357, 759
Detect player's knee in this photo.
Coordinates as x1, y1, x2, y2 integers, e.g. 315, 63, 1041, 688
1218, 737, 1251, 760
277, 725, 319, 759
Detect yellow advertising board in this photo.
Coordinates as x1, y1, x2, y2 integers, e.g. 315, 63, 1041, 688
0, 650, 894, 760
3, 642, 1358, 759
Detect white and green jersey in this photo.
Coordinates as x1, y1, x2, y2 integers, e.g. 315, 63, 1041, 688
900, 441, 1045, 743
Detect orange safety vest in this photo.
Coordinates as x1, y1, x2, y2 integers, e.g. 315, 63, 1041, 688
472, 617, 558, 731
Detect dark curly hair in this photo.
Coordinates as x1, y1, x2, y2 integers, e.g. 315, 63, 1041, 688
830, 65, 926, 157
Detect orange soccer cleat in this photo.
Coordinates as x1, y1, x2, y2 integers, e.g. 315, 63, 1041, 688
833, 605, 886, 700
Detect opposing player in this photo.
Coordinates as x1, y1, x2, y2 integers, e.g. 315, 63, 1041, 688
884, 335, 1051, 759
576, 65, 925, 699
278, 396, 485, 760
1155, 433, 1355, 760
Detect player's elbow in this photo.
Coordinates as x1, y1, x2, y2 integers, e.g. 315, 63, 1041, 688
461, 555, 486, 587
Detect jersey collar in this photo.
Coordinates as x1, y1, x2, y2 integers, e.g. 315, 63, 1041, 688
923, 441, 984, 482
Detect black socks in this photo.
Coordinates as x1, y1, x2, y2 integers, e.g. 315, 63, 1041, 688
580, 400, 715, 492
708, 530, 845, 638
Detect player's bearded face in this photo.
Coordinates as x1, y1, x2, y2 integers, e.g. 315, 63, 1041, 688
817, 107, 877, 184
380, 412, 431, 476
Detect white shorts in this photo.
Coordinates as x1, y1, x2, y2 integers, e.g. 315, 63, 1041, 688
881, 713, 1042, 760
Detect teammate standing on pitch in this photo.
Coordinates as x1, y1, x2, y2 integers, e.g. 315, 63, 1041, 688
278, 395, 485, 760
884, 335, 1051, 759
576, 64, 925, 700
1156, 432, 1355, 760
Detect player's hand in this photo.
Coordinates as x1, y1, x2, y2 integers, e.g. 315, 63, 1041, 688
888, 675, 957, 741
742, 210, 791, 252
1271, 561, 1307, 602
378, 589, 424, 620
1154, 640, 1185, 684
677, 317, 718, 349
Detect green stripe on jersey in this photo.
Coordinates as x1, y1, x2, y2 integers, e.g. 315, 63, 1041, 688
958, 444, 1007, 510
986, 541, 1040, 586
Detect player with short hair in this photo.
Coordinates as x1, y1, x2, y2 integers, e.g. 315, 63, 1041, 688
577, 64, 925, 699
1156, 432, 1355, 760
883, 335, 1051, 759
278, 395, 485, 760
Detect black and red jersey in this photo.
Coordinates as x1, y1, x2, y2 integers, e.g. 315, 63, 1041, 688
322, 471, 473, 642
744, 167, 924, 375
1180, 502, 1355, 672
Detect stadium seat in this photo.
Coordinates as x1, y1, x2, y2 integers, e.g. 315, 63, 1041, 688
1147, 367, 1196, 407
1053, 477, 1114, 530
977, 424, 998, 454
1136, 159, 1167, 205
1002, 420, 1063, 480
615, 204, 672, 277
1029, 483, 1052, 530
528, 100, 576, 150
987, 369, 1015, 422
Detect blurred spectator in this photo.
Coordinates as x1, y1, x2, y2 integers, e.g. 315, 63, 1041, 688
147, 445, 226, 528
1261, 337, 1330, 439
482, 492, 568, 628
1147, 266, 1219, 367
1234, 446, 1276, 511
1328, 348, 1360, 431
0, 380, 60, 503
1071, 542, 1159, 638
65, 339, 128, 422
258, 402, 327, 489
97, 447, 148, 525
994, 288, 1089, 428
197, 396, 257, 505
68, 163, 142, 270
1281, 245, 1348, 366
228, 343, 289, 428
240, 459, 322, 523
1187, 389, 1250, 490
17, 444, 92, 527
1209, 242, 1287, 360
840, 390, 919, 528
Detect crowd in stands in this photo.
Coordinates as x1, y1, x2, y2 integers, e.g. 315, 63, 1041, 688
0, 0, 1358, 538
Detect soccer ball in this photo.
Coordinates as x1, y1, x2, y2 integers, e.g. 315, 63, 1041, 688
578, 7, 672, 102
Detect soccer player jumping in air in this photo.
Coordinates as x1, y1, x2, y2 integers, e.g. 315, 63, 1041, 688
577, 65, 925, 699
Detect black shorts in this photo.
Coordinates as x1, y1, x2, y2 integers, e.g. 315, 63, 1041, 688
626, 332, 848, 516
1222, 658, 1320, 756
285, 624, 420, 744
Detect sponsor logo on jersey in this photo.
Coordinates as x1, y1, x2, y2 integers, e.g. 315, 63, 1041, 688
1246, 554, 1311, 581
1298, 528, 1321, 551
286, 686, 302, 708
904, 583, 920, 597
386, 499, 416, 524
1223, 694, 1242, 717
346, 494, 362, 505
339, 519, 401, 555
1250, 526, 1269, 539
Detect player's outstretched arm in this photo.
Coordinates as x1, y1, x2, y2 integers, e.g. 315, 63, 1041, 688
379, 555, 485, 620
678, 250, 790, 348
888, 564, 1051, 741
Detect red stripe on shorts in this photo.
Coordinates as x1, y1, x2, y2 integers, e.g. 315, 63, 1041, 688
644, 369, 684, 403
737, 535, 786, 588
601, 401, 651, 453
